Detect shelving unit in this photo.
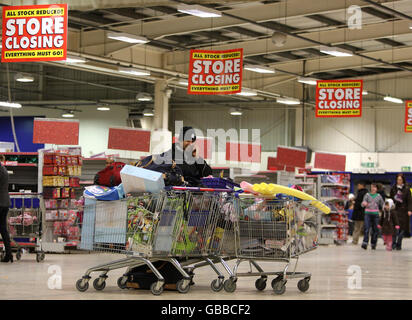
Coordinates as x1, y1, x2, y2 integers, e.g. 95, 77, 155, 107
295, 174, 318, 198
39, 149, 83, 253
1, 152, 39, 193
317, 173, 351, 245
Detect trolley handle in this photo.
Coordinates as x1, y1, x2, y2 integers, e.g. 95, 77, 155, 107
170, 186, 234, 193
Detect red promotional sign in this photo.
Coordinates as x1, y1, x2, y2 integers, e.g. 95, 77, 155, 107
314, 152, 346, 171
276, 146, 307, 168
108, 127, 151, 152
316, 80, 363, 117
33, 118, 79, 145
188, 48, 243, 95
405, 101, 412, 133
195, 137, 213, 160
226, 142, 261, 163
2, 4, 67, 63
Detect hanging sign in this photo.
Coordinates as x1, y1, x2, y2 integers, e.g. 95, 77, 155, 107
33, 118, 79, 145
188, 48, 243, 95
1, 4, 68, 63
405, 101, 412, 133
316, 80, 363, 117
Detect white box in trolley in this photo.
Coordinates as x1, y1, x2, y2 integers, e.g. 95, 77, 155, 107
120, 164, 165, 194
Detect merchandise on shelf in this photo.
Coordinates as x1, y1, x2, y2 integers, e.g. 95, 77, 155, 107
41, 150, 83, 249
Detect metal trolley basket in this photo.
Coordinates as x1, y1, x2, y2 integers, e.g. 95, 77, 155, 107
76, 189, 236, 295
224, 194, 319, 295
0, 193, 45, 262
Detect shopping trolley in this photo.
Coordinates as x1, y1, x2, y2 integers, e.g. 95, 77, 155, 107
0, 193, 45, 262
224, 194, 319, 294
76, 189, 236, 295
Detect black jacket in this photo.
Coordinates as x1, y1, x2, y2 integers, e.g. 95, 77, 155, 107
379, 208, 399, 235
161, 143, 212, 187
0, 164, 10, 208
390, 184, 412, 233
352, 188, 368, 221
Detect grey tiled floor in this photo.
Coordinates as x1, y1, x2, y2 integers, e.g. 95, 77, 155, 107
0, 239, 411, 300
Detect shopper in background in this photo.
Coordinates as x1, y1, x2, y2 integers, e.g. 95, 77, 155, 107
390, 174, 412, 250
377, 183, 386, 201
361, 183, 384, 250
345, 193, 355, 236
378, 199, 400, 251
352, 182, 368, 245
0, 155, 12, 262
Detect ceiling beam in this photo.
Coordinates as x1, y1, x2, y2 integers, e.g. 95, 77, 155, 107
79, 0, 405, 55
164, 19, 411, 66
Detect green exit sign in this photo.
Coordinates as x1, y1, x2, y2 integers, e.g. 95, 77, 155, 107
402, 166, 411, 172
361, 162, 375, 168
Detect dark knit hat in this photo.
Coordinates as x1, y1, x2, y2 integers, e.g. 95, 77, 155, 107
179, 126, 196, 142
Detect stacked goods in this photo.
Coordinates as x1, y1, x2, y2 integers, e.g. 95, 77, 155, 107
42, 151, 83, 246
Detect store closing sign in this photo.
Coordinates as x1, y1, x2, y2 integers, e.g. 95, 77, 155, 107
405, 101, 412, 133
188, 48, 243, 95
316, 80, 363, 117
1, 4, 67, 63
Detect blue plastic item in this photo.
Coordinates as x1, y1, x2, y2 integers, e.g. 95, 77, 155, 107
84, 184, 125, 201
14, 198, 22, 209
201, 177, 240, 190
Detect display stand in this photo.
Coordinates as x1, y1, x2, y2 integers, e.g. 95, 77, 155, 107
316, 173, 350, 245
38, 149, 83, 253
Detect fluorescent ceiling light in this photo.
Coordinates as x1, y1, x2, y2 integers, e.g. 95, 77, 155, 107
362, 90, 368, 95
383, 96, 403, 104
15, 73, 34, 83
230, 108, 242, 116
177, 4, 222, 18
0, 101, 22, 108
107, 32, 149, 44
118, 67, 150, 77
143, 108, 154, 117
320, 45, 353, 57
244, 64, 275, 74
136, 92, 153, 102
60, 55, 87, 63
236, 89, 257, 97
178, 79, 188, 86
97, 106, 110, 111
297, 77, 317, 85
409, 22, 412, 30
62, 111, 74, 118
277, 97, 300, 105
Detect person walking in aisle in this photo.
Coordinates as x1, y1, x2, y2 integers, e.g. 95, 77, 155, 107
361, 183, 384, 250
352, 182, 368, 245
390, 174, 412, 250
0, 155, 12, 262
378, 199, 400, 251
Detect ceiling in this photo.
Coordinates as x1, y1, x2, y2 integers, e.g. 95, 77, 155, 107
1, 0, 412, 116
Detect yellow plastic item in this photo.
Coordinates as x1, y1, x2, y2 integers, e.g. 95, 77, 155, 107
251, 182, 331, 214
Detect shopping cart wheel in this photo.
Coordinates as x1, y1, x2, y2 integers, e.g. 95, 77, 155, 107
117, 276, 128, 289
273, 280, 287, 295
150, 282, 164, 296
93, 278, 106, 291
210, 279, 224, 292
223, 279, 237, 293
297, 279, 310, 293
271, 276, 282, 289
36, 252, 45, 263
177, 279, 191, 294
15, 250, 22, 261
76, 279, 89, 292
255, 278, 267, 291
